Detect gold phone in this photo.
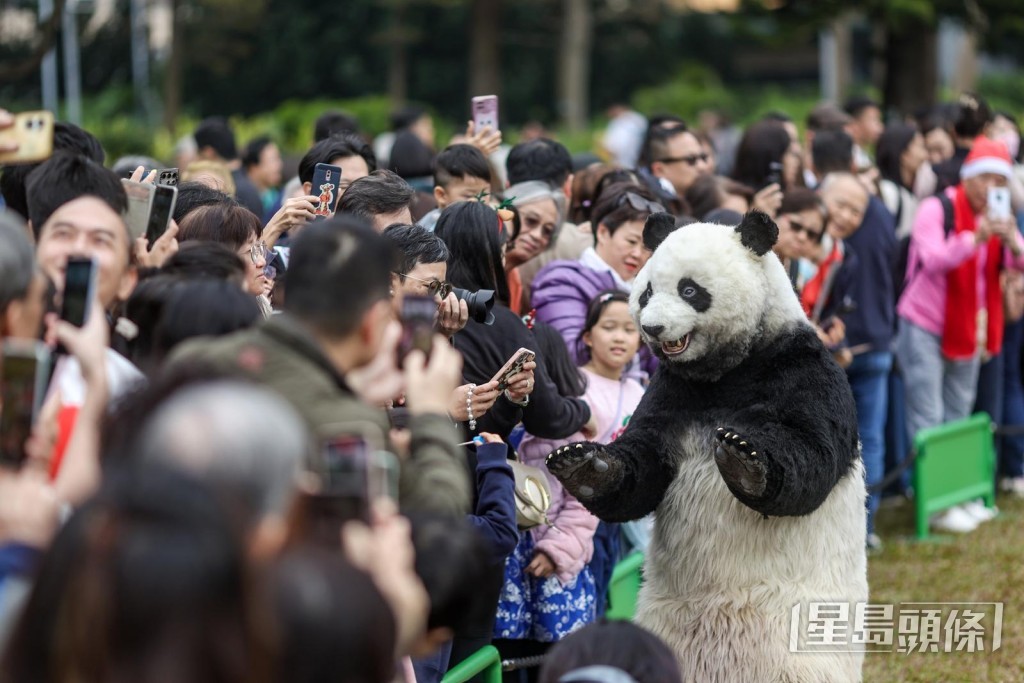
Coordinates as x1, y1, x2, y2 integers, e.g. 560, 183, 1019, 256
0, 111, 55, 165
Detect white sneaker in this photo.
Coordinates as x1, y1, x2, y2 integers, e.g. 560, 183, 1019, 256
999, 477, 1024, 496
930, 506, 980, 533
962, 500, 998, 523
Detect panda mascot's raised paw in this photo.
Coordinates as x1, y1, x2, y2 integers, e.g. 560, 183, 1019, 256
713, 427, 767, 499
546, 442, 616, 500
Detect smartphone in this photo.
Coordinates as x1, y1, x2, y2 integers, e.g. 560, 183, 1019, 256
491, 347, 536, 391
763, 161, 783, 189
472, 95, 499, 133
0, 111, 54, 165
0, 340, 51, 470
398, 295, 437, 363
388, 406, 411, 430
121, 179, 155, 240
989, 187, 1012, 221
157, 168, 179, 187
145, 183, 177, 247
60, 257, 97, 328
311, 163, 343, 218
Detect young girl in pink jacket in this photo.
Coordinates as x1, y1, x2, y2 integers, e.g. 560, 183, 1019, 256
494, 291, 645, 672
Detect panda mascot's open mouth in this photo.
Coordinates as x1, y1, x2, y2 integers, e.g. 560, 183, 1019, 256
661, 334, 690, 356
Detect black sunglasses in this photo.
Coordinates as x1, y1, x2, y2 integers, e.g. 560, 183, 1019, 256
617, 191, 666, 215
656, 153, 709, 167
788, 219, 823, 243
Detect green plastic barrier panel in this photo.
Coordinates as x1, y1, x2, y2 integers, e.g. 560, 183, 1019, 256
442, 644, 502, 683
912, 412, 996, 540
606, 551, 644, 621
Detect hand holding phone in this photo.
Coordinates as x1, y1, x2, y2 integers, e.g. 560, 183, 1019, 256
491, 348, 536, 392
0, 340, 52, 470
311, 163, 343, 218
988, 186, 1012, 221
472, 95, 499, 133
398, 295, 438, 364
0, 111, 54, 165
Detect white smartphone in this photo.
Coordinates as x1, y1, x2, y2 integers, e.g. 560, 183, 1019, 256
472, 95, 499, 133
988, 186, 1012, 221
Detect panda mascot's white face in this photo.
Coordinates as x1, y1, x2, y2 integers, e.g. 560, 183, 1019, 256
630, 211, 808, 382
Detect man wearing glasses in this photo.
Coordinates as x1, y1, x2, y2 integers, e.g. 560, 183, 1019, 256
643, 123, 712, 204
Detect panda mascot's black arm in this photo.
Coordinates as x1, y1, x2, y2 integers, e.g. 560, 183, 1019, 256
548, 210, 860, 522
546, 369, 684, 522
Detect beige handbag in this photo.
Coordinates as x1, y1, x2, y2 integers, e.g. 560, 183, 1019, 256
508, 453, 553, 530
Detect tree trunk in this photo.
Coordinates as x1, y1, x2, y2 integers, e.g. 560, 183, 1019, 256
468, 0, 501, 101
557, 0, 592, 132
883, 20, 937, 117
163, 0, 183, 135
387, 0, 408, 108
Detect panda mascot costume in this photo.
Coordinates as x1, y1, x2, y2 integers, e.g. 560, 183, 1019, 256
548, 211, 867, 682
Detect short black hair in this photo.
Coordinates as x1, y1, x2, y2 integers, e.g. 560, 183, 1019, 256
297, 135, 378, 185
193, 117, 238, 161
241, 136, 274, 169
1, 121, 105, 220
539, 621, 682, 683
284, 216, 397, 338
177, 204, 262, 251
25, 153, 127, 239
153, 279, 262, 361
313, 111, 360, 142
409, 513, 491, 633
732, 119, 792, 190
812, 129, 854, 176
641, 124, 691, 170
172, 181, 237, 224
336, 170, 414, 224
506, 138, 572, 186
875, 123, 918, 187
806, 103, 852, 133
382, 223, 450, 276
434, 144, 491, 189
161, 241, 247, 282
954, 92, 993, 139
761, 111, 793, 124
843, 96, 880, 119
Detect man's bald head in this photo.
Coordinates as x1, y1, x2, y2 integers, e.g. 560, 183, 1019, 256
819, 172, 869, 240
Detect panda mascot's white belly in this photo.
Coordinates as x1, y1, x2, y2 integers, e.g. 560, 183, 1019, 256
637, 432, 868, 683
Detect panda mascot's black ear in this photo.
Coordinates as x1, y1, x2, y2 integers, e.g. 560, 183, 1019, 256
643, 212, 679, 252
734, 209, 779, 256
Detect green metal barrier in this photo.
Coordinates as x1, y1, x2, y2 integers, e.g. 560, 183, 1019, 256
913, 412, 996, 540
442, 644, 502, 683
606, 551, 644, 620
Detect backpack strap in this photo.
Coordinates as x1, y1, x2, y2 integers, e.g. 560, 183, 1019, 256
937, 191, 955, 237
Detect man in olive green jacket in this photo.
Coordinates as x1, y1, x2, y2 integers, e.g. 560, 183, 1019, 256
171, 218, 470, 516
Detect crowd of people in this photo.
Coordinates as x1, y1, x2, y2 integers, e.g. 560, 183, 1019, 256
0, 89, 1022, 682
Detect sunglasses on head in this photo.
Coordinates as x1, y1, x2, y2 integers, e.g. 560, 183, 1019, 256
617, 191, 666, 215
656, 153, 709, 167
396, 272, 453, 299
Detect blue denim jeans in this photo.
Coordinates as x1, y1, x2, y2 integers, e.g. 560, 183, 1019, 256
1001, 317, 1024, 478
847, 350, 894, 535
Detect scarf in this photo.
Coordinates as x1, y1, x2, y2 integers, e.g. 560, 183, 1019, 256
942, 184, 1003, 360
800, 242, 844, 321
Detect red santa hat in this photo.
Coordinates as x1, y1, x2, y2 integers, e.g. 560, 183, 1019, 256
960, 136, 1013, 180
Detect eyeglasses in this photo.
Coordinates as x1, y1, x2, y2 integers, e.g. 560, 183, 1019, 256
655, 153, 709, 167
617, 191, 666, 215
247, 241, 267, 265
396, 272, 453, 299
788, 220, 823, 243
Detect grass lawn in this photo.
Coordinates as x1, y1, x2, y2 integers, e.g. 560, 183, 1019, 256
864, 493, 1024, 682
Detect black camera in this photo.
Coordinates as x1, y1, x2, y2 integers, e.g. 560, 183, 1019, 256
453, 287, 496, 325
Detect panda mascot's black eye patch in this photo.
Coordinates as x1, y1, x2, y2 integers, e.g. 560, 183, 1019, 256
639, 283, 653, 308
677, 278, 711, 312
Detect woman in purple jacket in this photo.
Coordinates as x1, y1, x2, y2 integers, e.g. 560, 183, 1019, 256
530, 183, 663, 371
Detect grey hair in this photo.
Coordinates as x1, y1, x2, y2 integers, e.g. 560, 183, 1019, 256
0, 210, 36, 313
505, 180, 567, 248
137, 381, 309, 526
